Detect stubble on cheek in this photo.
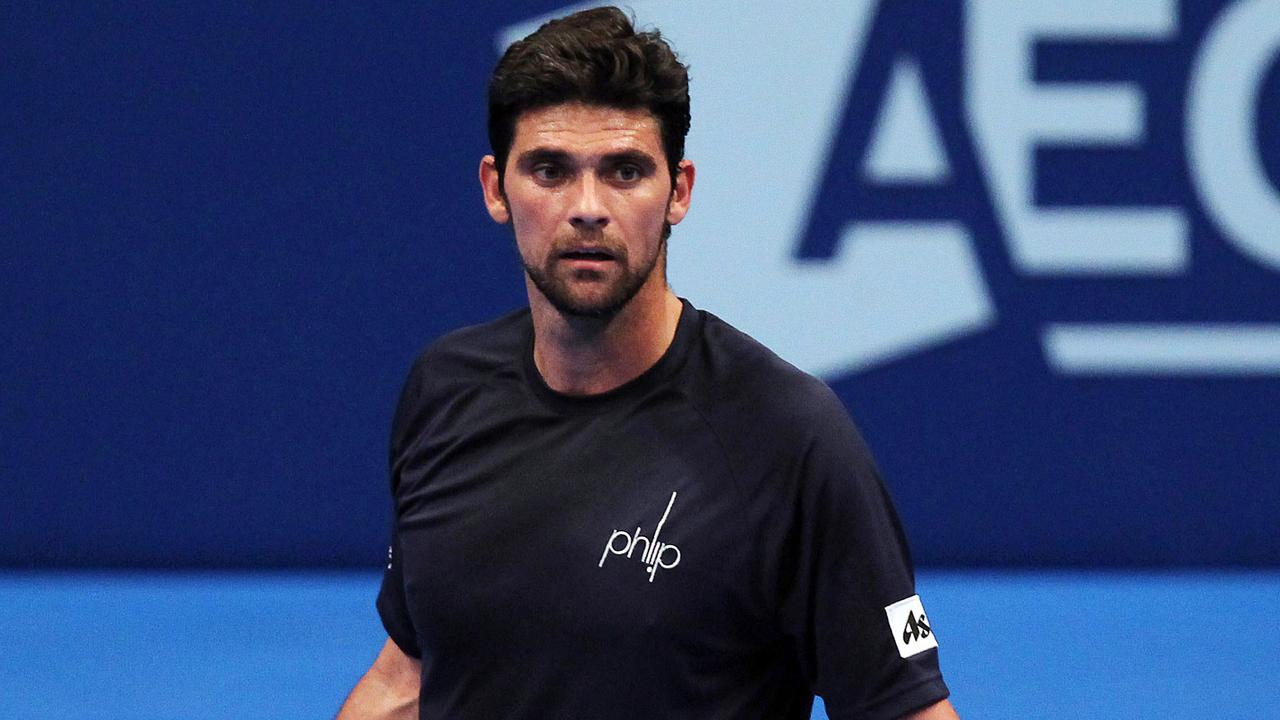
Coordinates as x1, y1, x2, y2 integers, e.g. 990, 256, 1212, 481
505, 192, 667, 318
523, 239, 641, 318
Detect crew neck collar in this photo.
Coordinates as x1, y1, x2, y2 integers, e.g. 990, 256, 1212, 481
523, 298, 698, 414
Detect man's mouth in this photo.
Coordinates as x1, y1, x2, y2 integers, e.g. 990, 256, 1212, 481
559, 248, 616, 262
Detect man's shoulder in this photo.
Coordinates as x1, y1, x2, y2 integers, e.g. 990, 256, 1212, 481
412, 306, 530, 375
688, 307, 879, 493
690, 307, 848, 428
398, 307, 530, 404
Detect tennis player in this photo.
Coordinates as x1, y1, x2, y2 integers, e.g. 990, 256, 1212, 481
338, 7, 957, 719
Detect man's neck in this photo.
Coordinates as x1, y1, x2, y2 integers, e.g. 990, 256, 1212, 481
529, 282, 683, 397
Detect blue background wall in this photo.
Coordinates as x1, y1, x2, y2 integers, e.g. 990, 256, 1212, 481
4, 0, 1278, 568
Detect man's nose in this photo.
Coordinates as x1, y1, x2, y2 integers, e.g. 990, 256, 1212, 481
569, 175, 609, 230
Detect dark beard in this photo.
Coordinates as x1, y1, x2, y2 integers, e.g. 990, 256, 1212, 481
523, 236, 665, 319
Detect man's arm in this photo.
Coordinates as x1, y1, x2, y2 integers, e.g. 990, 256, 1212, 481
903, 698, 960, 719
336, 637, 422, 720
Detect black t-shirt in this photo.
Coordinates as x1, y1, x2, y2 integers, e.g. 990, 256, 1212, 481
377, 299, 949, 719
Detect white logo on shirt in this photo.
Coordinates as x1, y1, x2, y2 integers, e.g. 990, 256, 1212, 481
884, 594, 939, 658
598, 491, 682, 582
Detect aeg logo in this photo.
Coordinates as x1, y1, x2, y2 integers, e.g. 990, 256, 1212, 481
598, 491, 682, 583
504, 1, 1280, 378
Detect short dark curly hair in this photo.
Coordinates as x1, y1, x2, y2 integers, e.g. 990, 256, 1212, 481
487, 6, 691, 190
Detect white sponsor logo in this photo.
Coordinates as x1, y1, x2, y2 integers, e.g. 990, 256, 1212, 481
885, 594, 939, 659
598, 491, 683, 582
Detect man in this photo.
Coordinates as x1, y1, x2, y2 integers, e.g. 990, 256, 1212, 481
339, 7, 957, 719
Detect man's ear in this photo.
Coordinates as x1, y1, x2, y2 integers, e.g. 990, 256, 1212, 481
665, 159, 695, 226
479, 155, 510, 224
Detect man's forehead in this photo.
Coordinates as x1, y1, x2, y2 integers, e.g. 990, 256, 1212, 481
511, 103, 663, 152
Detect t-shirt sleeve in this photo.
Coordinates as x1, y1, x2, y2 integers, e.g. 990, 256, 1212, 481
777, 394, 949, 719
376, 526, 423, 659
375, 354, 429, 660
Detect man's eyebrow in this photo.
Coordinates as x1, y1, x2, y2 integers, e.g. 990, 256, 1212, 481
514, 148, 658, 171
515, 148, 572, 168
601, 150, 657, 172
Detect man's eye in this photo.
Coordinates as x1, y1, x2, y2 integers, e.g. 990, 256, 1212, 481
532, 164, 564, 181
613, 164, 642, 182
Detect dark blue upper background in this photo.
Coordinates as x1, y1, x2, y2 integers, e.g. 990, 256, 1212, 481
3, 1, 1276, 567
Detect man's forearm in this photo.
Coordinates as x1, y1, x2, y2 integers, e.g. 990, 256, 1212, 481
336, 669, 418, 720
337, 638, 421, 720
